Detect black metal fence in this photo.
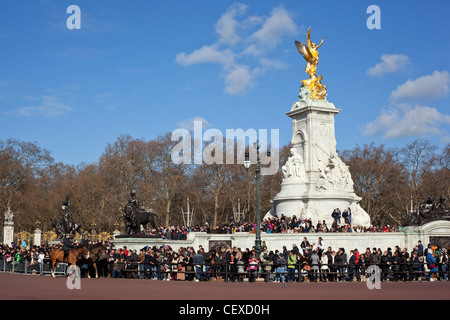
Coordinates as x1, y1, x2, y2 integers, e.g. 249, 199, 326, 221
101, 261, 449, 282
2, 259, 448, 282
0, 258, 67, 276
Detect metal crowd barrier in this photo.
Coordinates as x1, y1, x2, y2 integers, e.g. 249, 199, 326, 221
0, 258, 67, 276
117, 261, 449, 282
1, 259, 448, 282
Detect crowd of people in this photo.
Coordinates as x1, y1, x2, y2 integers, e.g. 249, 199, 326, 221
0, 205, 440, 283
143, 210, 399, 240
0, 241, 51, 274
2, 236, 447, 283
260, 214, 399, 234
108, 239, 447, 283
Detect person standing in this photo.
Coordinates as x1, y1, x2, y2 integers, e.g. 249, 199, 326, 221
331, 209, 338, 224
38, 250, 45, 275
342, 210, 349, 225
173, 253, 185, 281
417, 240, 424, 255
183, 253, 193, 281
138, 249, 146, 279
400, 248, 409, 281
275, 253, 287, 283
328, 251, 337, 282
336, 208, 341, 224
236, 251, 246, 282
320, 252, 329, 282
142, 249, 151, 279
148, 250, 158, 280
426, 250, 438, 281
439, 248, 448, 281
247, 253, 259, 282
300, 238, 309, 254
287, 250, 297, 283
359, 254, 368, 282
214, 250, 225, 282
392, 252, 400, 282
310, 248, 320, 282
348, 250, 356, 282
369, 247, 381, 268
337, 248, 347, 282
380, 251, 391, 281
317, 237, 324, 255
193, 250, 204, 282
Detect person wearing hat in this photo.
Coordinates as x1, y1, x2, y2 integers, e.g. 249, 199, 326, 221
80, 235, 90, 247
62, 234, 74, 263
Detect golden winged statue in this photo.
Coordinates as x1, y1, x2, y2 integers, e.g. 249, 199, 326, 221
295, 28, 327, 100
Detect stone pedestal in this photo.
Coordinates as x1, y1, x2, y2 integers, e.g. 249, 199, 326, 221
3, 208, 14, 246
3, 224, 14, 246
33, 229, 42, 247
269, 87, 370, 227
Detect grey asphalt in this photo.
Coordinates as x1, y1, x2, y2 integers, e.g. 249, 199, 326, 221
1, 273, 449, 300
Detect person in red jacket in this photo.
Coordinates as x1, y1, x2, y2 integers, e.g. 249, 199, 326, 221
354, 248, 361, 281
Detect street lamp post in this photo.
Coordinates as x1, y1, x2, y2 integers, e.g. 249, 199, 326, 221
244, 140, 270, 255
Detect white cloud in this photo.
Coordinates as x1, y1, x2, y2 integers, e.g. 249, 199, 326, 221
363, 104, 450, 139
175, 44, 235, 67
251, 6, 298, 49
259, 58, 289, 71
390, 70, 450, 102
176, 116, 212, 131
367, 54, 410, 77
224, 65, 254, 95
241, 43, 263, 56
175, 3, 299, 96
364, 70, 450, 141
215, 3, 248, 46
7, 95, 72, 118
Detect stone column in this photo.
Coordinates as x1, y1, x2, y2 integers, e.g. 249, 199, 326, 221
3, 208, 14, 246
33, 229, 42, 247
33, 220, 42, 247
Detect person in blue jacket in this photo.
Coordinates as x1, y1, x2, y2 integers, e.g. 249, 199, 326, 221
426, 251, 438, 281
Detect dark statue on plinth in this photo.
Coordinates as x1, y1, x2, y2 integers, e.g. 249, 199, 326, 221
406, 195, 450, 226
123, 190, 159, 235
52, 196, 82, 238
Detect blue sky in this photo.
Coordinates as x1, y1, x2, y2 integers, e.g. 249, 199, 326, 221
0, 0, 449, 166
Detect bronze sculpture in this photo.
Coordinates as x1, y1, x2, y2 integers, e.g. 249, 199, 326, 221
406, 195, 449, 226
123, 190, 159, 235
52, 196, 82, 237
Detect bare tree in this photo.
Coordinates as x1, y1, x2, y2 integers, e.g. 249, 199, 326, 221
341, 143, 409, 226
0, 139, 54, 229
399, 140, 439, 208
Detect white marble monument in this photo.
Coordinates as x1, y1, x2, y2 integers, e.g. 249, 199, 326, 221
3, 208, 14, 246
267, 86, 371, 227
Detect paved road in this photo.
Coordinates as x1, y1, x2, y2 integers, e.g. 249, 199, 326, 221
1, 273, 449, 300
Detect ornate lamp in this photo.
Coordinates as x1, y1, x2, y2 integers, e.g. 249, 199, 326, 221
243, 141, 271, 255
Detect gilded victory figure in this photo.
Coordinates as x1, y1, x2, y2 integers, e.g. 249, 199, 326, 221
295, 28, 327, 100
